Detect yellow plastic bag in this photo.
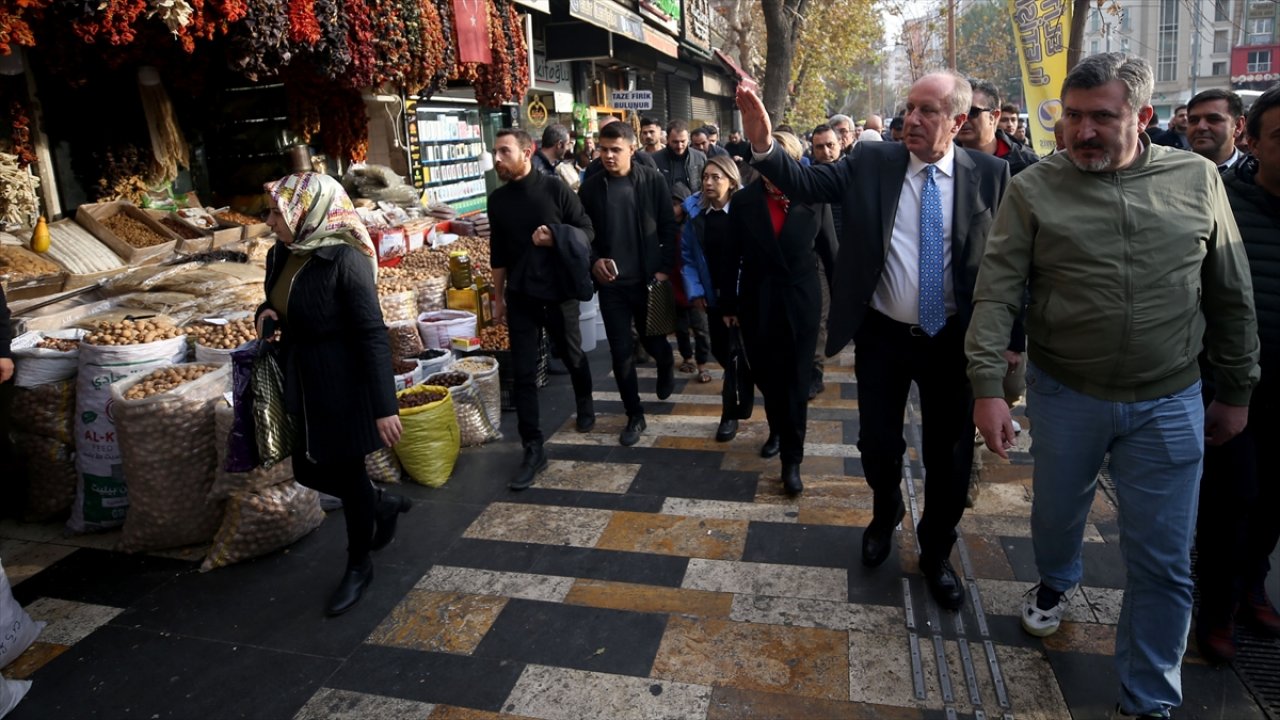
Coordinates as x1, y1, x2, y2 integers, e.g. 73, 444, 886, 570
393, 384, 460, 488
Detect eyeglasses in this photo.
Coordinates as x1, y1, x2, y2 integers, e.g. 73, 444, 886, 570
969, 106, 995, 116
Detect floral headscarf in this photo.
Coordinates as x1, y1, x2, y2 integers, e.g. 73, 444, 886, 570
264, 172, 377, 277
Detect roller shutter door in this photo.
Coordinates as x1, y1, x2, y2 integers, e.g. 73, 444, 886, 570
667, 76, 692, 122
690, 96, 718, 127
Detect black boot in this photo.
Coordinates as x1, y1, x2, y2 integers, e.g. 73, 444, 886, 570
510, 442, 548, 490
327, 556, 373, 616
808, 368, 825, 400
861, 492, 905, 567
781, 463, 803, 496
760, 433, 781, 458
576, 396, 596, 433
371, 490, 413, 551
620, 415, 647, 446
715, 417, 738, 442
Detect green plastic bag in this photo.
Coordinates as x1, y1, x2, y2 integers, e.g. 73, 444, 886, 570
393, 385, 460, 488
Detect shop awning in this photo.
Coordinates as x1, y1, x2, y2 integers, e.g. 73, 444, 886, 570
567, 0, 679, 58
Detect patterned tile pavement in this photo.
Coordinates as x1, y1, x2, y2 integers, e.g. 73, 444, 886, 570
2, 344, 1276, 719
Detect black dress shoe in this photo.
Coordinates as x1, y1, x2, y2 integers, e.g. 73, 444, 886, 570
510, 442, 548, 490
715, 418, 738, 442
808, 373, 825, 400
760, 433, 781, 458
861, 498, 906, 567
371, 491, 413, 551
656, 363, 675, 400
576, 398, 596, 432
921, 558, 965, 611
781, 463, 803, 496
620, 415, 647, 446
327, 559, 373, 616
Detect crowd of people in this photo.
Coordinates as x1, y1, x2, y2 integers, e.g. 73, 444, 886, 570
478, 54, 1278, 720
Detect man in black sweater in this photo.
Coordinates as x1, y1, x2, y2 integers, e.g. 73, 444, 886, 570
579, 121, 678, 446
0, 285, 16, 516
489, 129, 596, 489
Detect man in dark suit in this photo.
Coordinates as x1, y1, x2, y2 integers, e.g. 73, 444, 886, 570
738, 72, 1011, 611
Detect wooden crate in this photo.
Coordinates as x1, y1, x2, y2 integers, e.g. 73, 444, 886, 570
76, 202, 178, 265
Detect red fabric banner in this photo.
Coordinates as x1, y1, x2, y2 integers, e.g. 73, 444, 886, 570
454, 0, 492, 64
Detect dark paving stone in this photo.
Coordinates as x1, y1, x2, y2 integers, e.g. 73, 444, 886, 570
437, 538, 545, 573
842, 419, 860, 445
571, 490, 665, 513
627, 464, 760, 503
11, 548, 194, 608
531, 545, 689, 588
845, 457, 865, 477
1002, 536, 1127, 589
840, 382, 859, 400
594, 397, 677, 416
544, 442, 615, 462
500, 487, 582, 508
327, 644, 524, 711
607, 445, 726, 469
473, 598, 668, 677
847, 541, 913, 606
111, 547, 426, 659
1046, 649, 1269, 720
427, 445, 524, 506
6, 624, 338, 720
741, 522, 860, 569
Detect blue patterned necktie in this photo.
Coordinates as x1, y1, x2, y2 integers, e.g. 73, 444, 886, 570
918, 165, 945, 336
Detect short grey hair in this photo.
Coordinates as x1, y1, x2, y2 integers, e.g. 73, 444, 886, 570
1061, 52, 1153, 113
918, 71, 972, 118
828, 113, 853, 128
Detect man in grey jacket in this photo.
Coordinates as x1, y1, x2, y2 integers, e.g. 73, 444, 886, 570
967, 54, 1259, 720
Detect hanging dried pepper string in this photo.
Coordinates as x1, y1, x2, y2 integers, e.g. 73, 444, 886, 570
288, 0, 321, 46
310, 0, 350, 79
7, 101, 37, 169
224, 0, 292, 81
342, 0, 376, 89
0, 1, 52, 56
322, 87, 369, 163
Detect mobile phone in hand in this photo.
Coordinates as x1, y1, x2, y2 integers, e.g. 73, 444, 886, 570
605, 258, 619, 278
261, 316, 279, 339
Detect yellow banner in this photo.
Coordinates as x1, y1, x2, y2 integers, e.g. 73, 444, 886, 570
1008, 0, 1072, 156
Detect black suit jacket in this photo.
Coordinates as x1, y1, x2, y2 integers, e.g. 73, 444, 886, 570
753, 140, 1010, 357
724, 179, 835, 353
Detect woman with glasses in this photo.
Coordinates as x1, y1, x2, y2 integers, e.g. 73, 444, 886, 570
722, 133, 835, 497
680, 155, 749, 442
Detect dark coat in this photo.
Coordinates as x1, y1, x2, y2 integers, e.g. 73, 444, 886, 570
0, 285, 11, 359
1224, 159, 1280, 377
258, 243, 397, 464
579, 162, 679, 279
551, 223, 595, 302
648, 146, 708, 195
1152, 128, 1192, 150
723, 179, 833, 356
752, 140, 1011, 357
993, 129, 1040, 177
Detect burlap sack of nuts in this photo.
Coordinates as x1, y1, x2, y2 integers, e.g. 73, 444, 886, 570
425, 370, 500, 447
200, 482, 323, 572
112, 363, 230, 553
11, 433, 77, 521
210, 402, 293, 500
12, 379, 75, 446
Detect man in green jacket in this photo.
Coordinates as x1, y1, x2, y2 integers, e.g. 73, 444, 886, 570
966, 53, 1259, 720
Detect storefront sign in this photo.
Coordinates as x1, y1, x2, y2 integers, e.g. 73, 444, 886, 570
525, 96, 550, 130
701, 72, 729, 97
646, 27, 679, 57
610, 90, 653, 110
569, 0, 646, 44
513, 0, 550, 12
533, 52, 574, 93
682, 0, 711, 56
638, 0, 680, 35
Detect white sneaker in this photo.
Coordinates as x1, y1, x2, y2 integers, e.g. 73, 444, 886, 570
1011, 419, 1023, 435
1021, 582, 1079, 637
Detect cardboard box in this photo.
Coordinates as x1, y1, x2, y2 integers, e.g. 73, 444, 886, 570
446, 283, 492, 329
141, 209, 210, 254
450, 336, 481, 352
76, 201, 178, 265
403, 220, 432, 253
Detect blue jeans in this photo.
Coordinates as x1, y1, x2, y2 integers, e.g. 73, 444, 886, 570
1024, 362, 1203, 717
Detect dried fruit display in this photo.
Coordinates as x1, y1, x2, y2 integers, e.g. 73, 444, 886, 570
224, 0, 292, 81
321, 87, 368, 163
8, 101, 36, 169
398, 386, 446, 408
85, 318, 184, 346
160, 216, 205, 239
342, 0, 377, 89
0, 1, 49, 56
122, 363, 219, 400
214, 209, 261, 225
92, 145, 152, 203
186, 318, 255, 349
473, 0, 528, 106
35, 337, 82, 352
479, 324, 508, 350
102, 213, 173, 248
0, 246, 61, 282
0, 151, 40, 226
308, 0, 350, 79
287, 0, 321, 45
70, 0, 148, 45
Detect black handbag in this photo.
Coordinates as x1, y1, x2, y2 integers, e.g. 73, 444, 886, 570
725, 327, 755, 420
645, 278, 677, 336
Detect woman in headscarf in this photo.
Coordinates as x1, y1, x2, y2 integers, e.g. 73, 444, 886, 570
255, 172, 408, 617
722, 133, 836, 497
680, 155, 747, 441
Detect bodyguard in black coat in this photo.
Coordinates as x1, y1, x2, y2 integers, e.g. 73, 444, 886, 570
257, 172, 408, 618
723, 150, 837, 496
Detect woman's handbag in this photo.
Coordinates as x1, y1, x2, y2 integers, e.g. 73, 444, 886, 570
725, 327, 755, 420
645, 278, 677, 336
250, 341, 297, 468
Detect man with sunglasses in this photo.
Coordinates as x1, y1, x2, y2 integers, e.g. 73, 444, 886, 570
957, 80, 1039, 177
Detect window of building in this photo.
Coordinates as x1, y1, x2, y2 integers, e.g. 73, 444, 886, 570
1121, 37, 1131, 53
1212, 61, 1228, 75
1248, 50, 1272, 72
1157, 0, 1179, 82
1214, 29, 1228, 53
1214, 0, 1229, 22
1089, 9, 1100, 32
1248, 17, 1275, 45
1090, 39, 1100, 55
1120, 8, 1131, 31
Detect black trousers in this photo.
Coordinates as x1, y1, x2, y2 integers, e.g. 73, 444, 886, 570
707, 309, 754, 422
292, 448, 376, 563
508, 291, 593, 444
855, 310, 974, 563
741, 301, 816, 465
675, 307, 710, 365
1196, 381, 1280, 620
598, 283, 674, 417
546, 299, 587, 370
